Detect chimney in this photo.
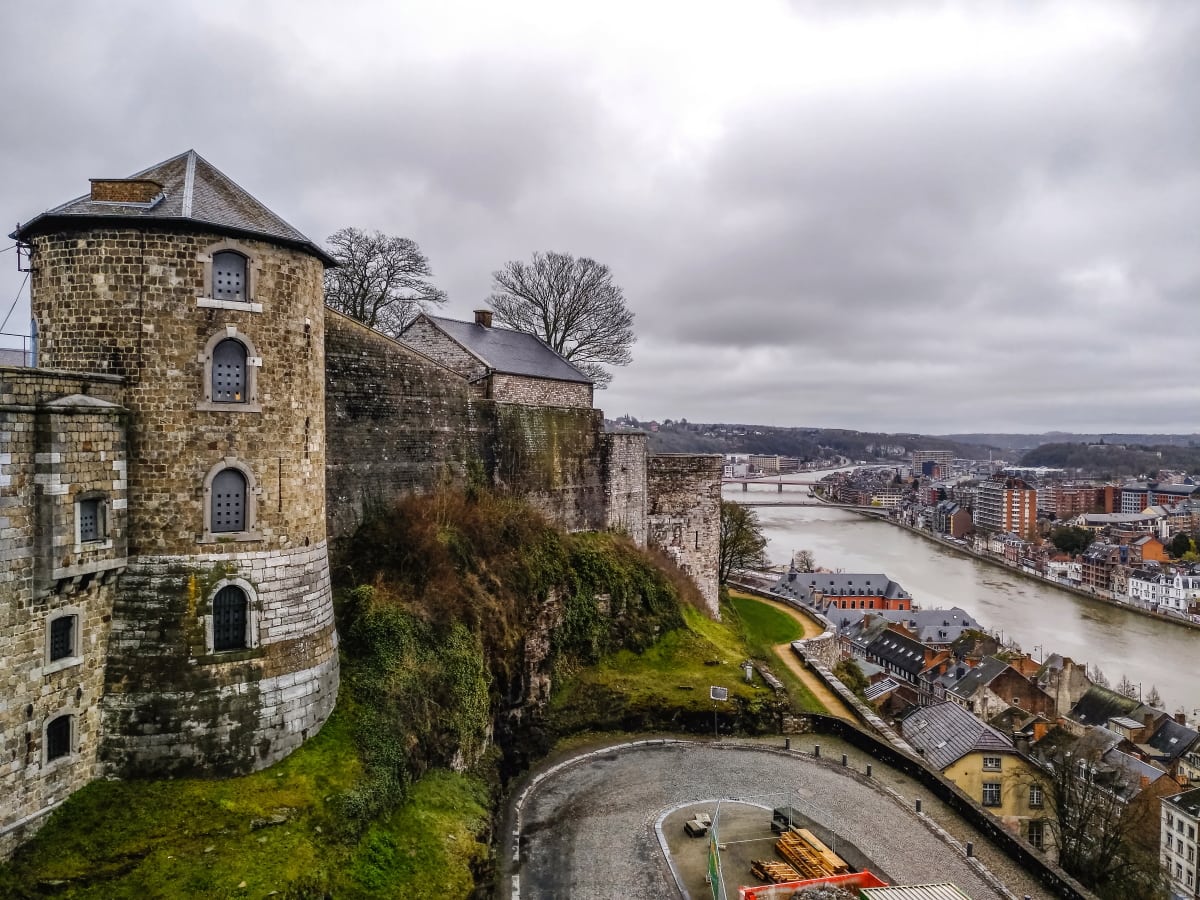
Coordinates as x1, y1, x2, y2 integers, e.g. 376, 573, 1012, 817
1177, 711, 1188, 725
474, 309, 493, 328
90, 178, 162, 204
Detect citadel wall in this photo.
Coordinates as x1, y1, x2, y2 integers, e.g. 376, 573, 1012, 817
0, 369, 127, 854
647, 454, 724, 615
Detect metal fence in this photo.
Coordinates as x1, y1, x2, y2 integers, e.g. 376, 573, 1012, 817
0, 332, 34, 367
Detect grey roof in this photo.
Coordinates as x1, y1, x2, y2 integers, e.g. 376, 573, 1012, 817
1069, 685, 1147, 729
1146, 717, 1200, 761
13, 150, 335, 265
866, 628, 929, 678
788, 572, 911, 599
832, 606, 976, 647
899, 701, 1015, 770
862, 678, 901, 701
946, 656, 1013, 700
410, 314, 591, 384
1166, 787, 1200, 819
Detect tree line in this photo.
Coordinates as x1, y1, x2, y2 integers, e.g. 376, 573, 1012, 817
322, 227, 634, 389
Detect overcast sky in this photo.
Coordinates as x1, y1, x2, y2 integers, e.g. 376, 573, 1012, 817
2, 1, 1197, 434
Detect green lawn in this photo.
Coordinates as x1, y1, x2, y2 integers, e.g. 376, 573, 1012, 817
727, 591, 828, 715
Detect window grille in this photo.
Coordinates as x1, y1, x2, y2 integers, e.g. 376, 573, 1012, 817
983, 755, 1002, 771
1029, 784, 1044, 808
49, 616, 75, 661
212, 339, 247, 402
212, 251, 248, 301
212, 468, 247, 532
213, 585, 248, 651
46, 714, 72, 761
79, 497, 102, 542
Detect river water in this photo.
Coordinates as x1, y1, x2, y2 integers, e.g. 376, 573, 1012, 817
725, 478, 1199, 715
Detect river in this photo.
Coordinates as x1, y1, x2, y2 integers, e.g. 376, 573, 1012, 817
724, 477, 1199, 715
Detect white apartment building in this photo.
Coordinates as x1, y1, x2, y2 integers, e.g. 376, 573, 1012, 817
1163, 788, 1200, 899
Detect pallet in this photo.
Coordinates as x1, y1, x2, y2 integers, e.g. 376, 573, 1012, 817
775, 828, 850, 879
750, 859, 801, 884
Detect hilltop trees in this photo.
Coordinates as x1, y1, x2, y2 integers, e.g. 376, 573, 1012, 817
718, 501, 767, 584
324, 227, 446, 337
487, 251, 634, 388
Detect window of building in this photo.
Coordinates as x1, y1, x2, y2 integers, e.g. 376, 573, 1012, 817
49, 615, 76, 662
1029, 784, 1044, 808
211, 468, 247, 533
45, 714, 72, 762
983, 755, 1002, 771
212, 585, 248, 651
79, 497, 102, 542
1027, 819, 1044, 849
211, 338, 248, 402
982, 782, 1001, 807
1191, 825, 1196, 841
212, 251, 248, 302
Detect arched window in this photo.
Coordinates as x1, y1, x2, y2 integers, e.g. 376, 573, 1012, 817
212, 585, 248, 651
212, 251, 248, 302
211, 339, 248, 403
211, 468, 247, 533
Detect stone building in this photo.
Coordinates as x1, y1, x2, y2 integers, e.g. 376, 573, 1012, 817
1, 150, 722, 855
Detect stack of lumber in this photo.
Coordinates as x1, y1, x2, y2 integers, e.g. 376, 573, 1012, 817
775, 828, 850, 880
750, 859, 801, 883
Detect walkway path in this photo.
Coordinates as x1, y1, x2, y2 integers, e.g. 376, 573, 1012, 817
732, 591, 857, 722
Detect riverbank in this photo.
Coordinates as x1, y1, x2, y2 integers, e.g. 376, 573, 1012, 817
839, 504, 1200, 635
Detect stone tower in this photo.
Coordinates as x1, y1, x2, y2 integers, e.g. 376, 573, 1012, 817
13, 151, 339, 776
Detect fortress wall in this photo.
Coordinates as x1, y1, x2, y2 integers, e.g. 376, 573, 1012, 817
647, 454, 724, 615
0, 369, 126, 854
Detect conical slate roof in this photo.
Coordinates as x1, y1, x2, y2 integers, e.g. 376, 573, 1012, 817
13, 150, 335, 265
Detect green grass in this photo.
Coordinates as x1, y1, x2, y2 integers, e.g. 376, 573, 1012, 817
727, 591, 828, 715
0, 709, 489, 900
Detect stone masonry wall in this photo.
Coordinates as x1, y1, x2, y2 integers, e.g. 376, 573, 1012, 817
601, 432, 648, 546
489, 373, 592, 409
398, 316, 488, 381
647, 454, 724, 616
0, 368, 127, 854
101, 541, 338, 776
28, 227, 337, 779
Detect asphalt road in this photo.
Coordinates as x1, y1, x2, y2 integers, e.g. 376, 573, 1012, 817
512, 740, 1045, 900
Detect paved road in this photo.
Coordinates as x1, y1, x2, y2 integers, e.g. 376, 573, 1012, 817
513, 741, 1041, 900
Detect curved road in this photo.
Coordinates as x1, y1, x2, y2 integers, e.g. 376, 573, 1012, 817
511, 741, 1041, 900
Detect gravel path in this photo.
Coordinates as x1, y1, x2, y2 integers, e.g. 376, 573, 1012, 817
513, 740, 1052, 900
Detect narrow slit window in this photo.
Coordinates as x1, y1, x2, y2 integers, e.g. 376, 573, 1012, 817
211, 468, 247, 533
49, 615, 76, 661
213, 585, 248, 651
46, 714, 72, 761
212, 251, 248, 302
212, 339, 248, 402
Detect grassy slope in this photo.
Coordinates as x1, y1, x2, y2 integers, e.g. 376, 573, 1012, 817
727, 591, 827, 714
0, 709, 489, 900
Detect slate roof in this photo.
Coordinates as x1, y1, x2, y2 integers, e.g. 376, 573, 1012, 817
13, 150, 335, 265
899, 701, 1015, 770
793, 573, 911, 600
866, 628, 929, 679
411, 314, 591, 384
946, 656, 1012, 701
1166, 787, 1200, 819
832, 607, 977, 647
1146, 717, 1200, 762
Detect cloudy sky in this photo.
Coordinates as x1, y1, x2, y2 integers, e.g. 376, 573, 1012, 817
2, 1, 1197, 433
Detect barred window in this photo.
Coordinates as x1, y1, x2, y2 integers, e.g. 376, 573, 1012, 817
79, 497, 103, 542
212, 251, 248, 302
49, 615, 76, 661
211, 468, 247, 533
212, 339, 247, 403
212, 585, 248, 651
46, 714, 72, 761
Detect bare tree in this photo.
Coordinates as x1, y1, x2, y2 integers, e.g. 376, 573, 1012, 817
1145, 685, 1163, 708
718, 501, 767, 584
793, 549, 816, 572
1033, 729, 1170, 899
487, 251, 634, 388
324, 227, 446, 338
1088, 664, 1110, 688
1115, 674, 1139, 700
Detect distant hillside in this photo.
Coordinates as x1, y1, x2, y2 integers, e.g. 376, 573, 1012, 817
611, 420, 993, 461
946, 432, 1200, 452
1019, 442, 1200, 477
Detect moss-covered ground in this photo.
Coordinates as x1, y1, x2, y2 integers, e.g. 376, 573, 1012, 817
0, 709, 490, 899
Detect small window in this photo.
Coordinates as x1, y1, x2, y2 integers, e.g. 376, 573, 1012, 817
46, 714, 72, 761
1027, 819, 1044, 849
211, 468, 247, 533
212, 251, 248, 302
211, 339, 248, 403
983, 755, 1002, 771
49, 616, 76, 662
79, 497, 104, 543
212, 585, 248, 651
982, 782, 1001, 807
1029, 784, 1044, 809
